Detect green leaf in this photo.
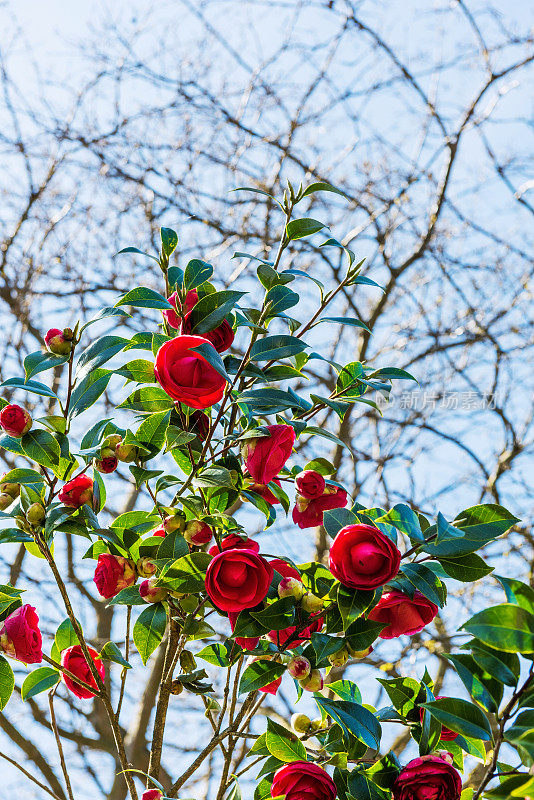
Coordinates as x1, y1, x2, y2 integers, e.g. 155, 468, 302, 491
496, 576, 534, 615
400, 563, 445, 608
160, 552, 212, 594
190, 342, 232, 383
184, 259, 214, 290
424, 504, 519, 557
368, 367, 417, 382
24, 351, 69, 380
197, 642, 233, 667
107, 585, 145, 605
0, 468, 44, 487
161, 227, 178, 257
249, 335, 307, 362
193, 465, 236, 490
468, 641, 519, 687
156, 532, 189, 561
76, 335, 128, 380
462, 604, 534, 653
505, 710, 534, 757
115, 359, 156, 384
286, 218, 327, 239
265, 730, 306, 763
188, 291, 245, 334
315, 316, 371, 333
118, 386, 174, 413
133, 603, 167, 665
250, 597, 295, 631
348, 772, 390, 800
337, 586, 377, 630
80, 306, 131, 333
328, 679, 362, 704
135, 410, 171, 454
69, 369, 112, 419
421, 697, 493, 741
437, 553, 493, 582
116, 287, 172, 310
21, 430, 61, 469
115, 247, 159, 262
101, 641, 132, 669
238, 388, 300, 414
323, 507, 359, 538
376, 504, 424, 542
301, 182, 349, 199
377, 676, 421, 717
315, 696, 381, 749
0, 656, 13, 709
238, 660, 286, 694
345, 618, 386, 651
0, 377, 57, 399
21, 667, 59, 700
264, 285, 299, 316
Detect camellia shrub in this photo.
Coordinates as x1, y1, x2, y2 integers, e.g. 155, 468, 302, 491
0, 183, 531, 800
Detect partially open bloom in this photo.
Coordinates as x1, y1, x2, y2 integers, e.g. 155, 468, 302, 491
292, 486, 348, 529
141, 791, 163, 800
140, 577, 167, 604
181, 313, 235, 353
0, 404, 32, 437
162, 289, 198, 329
368, 589, 438, 639
184, 520, 214, 546
93, 554, 136, 600
0, 604, 42, 664
209, 534, 259, 556
295, 470, 326, 499
242, 425, 295, 485
154, 335, 226, 409
58, 474, 93, 508
61, 644, 105, 699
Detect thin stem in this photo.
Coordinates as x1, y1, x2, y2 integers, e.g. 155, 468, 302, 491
48, 687, 75, 800
0, 750, 64, 800
116, 605, 131, 721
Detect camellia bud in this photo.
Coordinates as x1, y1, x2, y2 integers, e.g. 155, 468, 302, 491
164, 512, 186, 533
0, 481, 20, 499
141, 791, 163, 800
184, 520, 213, 546
309, 718, 323, 732
115, 442, 139, 463
301, 592, 324, 614
136, 557, 157, 578
179, 650, 197, 672
347, 644, 373, 659
0, 493, 13, 511
102, 433, 122, 449
170, 680, 183, 696
278, 576, 305, 601
298, 668, 323, 693
287, 655, 311, 680
44, 328, 72, 356
26, 503, 46, 526
0, 404, 32, 437
291, 713, 311, 734
328, 646, 350, 668
139, 577, 168, 604
62, 327, 74, 341
95, 456, 118, 474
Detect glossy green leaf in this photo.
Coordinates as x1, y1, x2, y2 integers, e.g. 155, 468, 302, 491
421, 697, 493, 741
21, 666, 59, 701
133, 603, 167, 665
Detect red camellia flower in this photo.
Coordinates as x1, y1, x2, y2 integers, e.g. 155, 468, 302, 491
208, 533, 259, 556
181, 313, 235, 353
271, 761, 336, 800
242, 425, 295, 485
154, 335, 226, 409
0, 404, 32, 437
419, 698, 458, 741
393, 752, 461, 800
292, 486, 348, 529
329, 523, 401, 590
162, 289, 199, 329
93, 554, 136, 599
61, 644, 105, 699
368, 589, 438, 639
58, 473, 93, 508
205, 549, 273, 612
295, 470, 326, 499
267, 617, 323, 649
261, 674, 282, 695
0, 604, 42, 664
